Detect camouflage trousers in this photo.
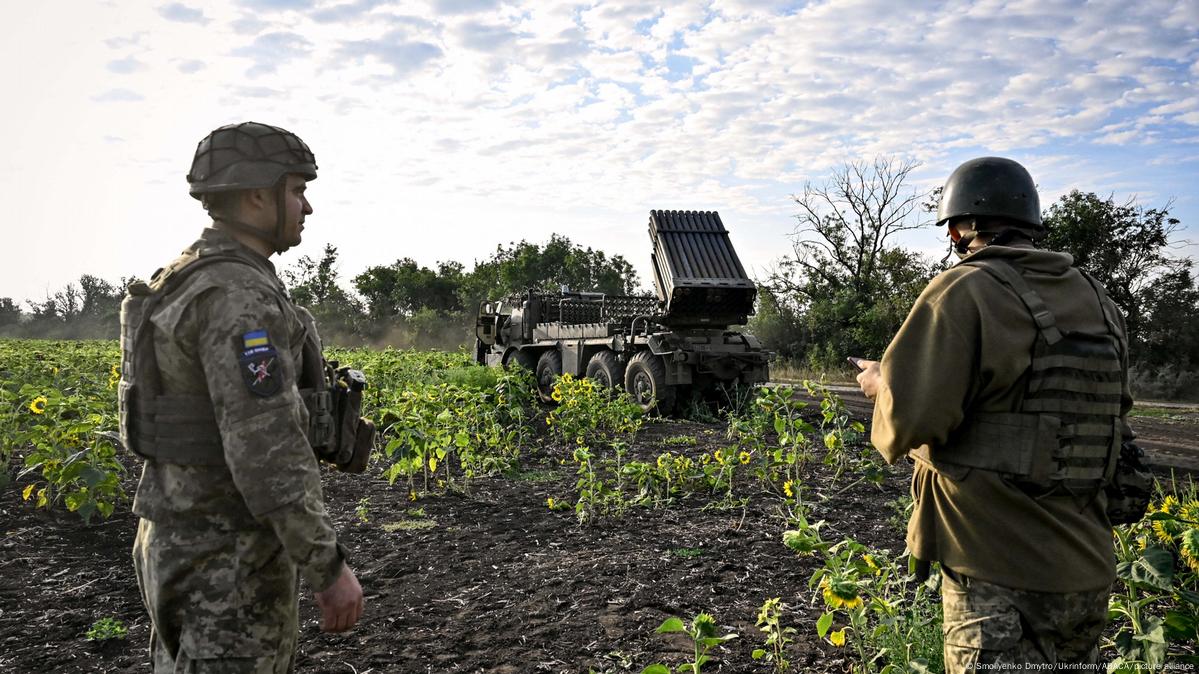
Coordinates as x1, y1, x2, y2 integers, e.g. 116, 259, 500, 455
133, 518, 299, 674
941, 566, 1111, 673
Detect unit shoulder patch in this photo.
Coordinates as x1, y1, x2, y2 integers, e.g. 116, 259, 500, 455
237, 330, 282, 397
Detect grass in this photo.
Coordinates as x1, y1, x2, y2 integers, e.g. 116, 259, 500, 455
670, 547, 705, 559
769, 363, 857, 385
382, 518, 438, 532
1127, 402, 1194, 419
662, 435, 698, 447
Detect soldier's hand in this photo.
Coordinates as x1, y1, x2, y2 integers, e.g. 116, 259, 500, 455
315, 563, 364, 633
855, 359, 882, 400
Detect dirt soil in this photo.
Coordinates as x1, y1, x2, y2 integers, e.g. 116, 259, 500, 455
2, 406, 1197, 673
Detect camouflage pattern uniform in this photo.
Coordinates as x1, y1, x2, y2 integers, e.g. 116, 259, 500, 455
941, 568, 1110, 670
129, 227, 344, 673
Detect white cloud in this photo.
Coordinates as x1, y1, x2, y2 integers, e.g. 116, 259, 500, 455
158, 3, 210, 24
230, 31, 313, 77
106, 56, 147, 74
93, 88, 145, 102
0, 0, 1196, 305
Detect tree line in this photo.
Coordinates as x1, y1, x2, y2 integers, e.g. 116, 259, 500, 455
749, 159, 1199, 400
0, 235, 640, 350
3, 160, 1196, 398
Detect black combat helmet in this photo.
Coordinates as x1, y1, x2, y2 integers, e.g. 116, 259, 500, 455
187, 121, 317, 198
936, 156, 1042, 229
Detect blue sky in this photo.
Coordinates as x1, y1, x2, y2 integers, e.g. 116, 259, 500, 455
1, 0, 1197, 303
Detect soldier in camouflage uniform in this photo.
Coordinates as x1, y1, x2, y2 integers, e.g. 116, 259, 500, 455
855, 157, 1132, 671
120, 122, 364, 673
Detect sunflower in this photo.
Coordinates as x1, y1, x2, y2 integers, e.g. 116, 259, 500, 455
783, 480, 794, 498
1153, 495, 1183, 545
820, 577, 863, 609
738, 451, 751, 465
1179, 529, 1199, 574
1180, 500, 1199, 525
546, 497, 556, 510
29, 396, 48, 415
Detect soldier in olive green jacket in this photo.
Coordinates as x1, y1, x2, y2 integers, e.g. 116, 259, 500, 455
120, 122, 364, 673
856, 158, 1132, 671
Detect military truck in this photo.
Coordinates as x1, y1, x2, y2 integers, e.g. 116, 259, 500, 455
474, 210, 769, 413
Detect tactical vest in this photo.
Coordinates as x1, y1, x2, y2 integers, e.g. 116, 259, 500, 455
912, 258, 1126, 496
118, 244, 333, 466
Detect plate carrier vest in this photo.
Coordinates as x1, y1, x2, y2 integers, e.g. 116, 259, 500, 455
912, 258, 1127, 497
118, 245, 336, 466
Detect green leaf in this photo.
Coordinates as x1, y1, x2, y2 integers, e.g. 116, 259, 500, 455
816, 611, 833, 638
1132, 616, 1166, 645
1129, 546, 1175, 591
641, 666, 670, 674
907, 659, 931, 674
80, 465, 107, 490
773, 416, 785, 434
751, 649, 766, 660
1176, 588, 1199, 607
1163, 608, 1198, 642
77, 501, 97, 524
656, 617, 685, 634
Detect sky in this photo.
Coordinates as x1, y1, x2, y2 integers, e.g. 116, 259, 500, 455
2, 0, 1197, 305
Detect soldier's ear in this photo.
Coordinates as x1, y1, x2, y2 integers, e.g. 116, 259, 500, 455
243, 187, 274, 214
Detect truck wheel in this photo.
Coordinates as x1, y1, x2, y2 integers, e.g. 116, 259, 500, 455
504, 348, 536, 371
585, 350, 625, 390
535, 350, 562, 403
624, 351, 674, 414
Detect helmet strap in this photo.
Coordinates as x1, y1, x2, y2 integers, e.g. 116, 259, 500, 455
273, 180, 288, 255
212, 216, 276, 254
952, 219, 978, 258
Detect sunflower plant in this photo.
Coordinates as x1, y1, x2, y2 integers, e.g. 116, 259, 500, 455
802, 379, 881, 488
809, 538, 942, 674
2, 340, 126, 522
1106, 477, 1199, 670
753, 386, 816, 491
642, 612, 738, 674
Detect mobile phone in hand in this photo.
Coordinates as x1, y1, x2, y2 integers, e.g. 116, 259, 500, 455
847, 356, 867, 371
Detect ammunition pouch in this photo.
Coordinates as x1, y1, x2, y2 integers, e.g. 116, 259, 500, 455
300, 344, 375, 473
1104, 441, 1152, 526
915, 411, 1121, 493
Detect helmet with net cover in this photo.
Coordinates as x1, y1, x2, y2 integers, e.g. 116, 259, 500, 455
936, 156, 1042, 229
187, 122, 317, 199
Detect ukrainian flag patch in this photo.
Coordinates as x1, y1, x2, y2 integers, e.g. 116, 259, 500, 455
243, 330, 270, 348
237, 329, 281, 397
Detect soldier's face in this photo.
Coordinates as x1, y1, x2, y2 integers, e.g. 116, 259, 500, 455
278, 174, 313, 247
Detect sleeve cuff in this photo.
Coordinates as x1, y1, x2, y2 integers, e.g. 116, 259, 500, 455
312, 541, 348, 592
